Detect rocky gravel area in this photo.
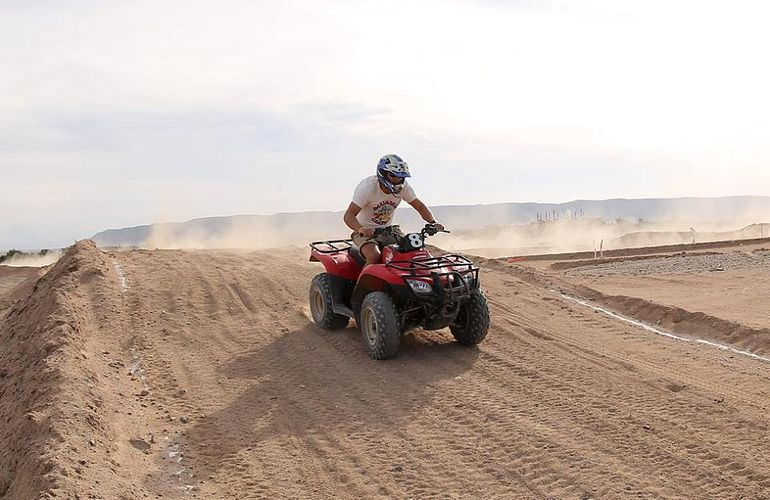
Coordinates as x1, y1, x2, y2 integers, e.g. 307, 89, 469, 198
565, 248, 770, 277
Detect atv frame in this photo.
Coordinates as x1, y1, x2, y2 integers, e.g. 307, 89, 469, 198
309, 224, 490, 358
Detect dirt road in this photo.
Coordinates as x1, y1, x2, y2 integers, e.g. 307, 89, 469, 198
2, 242, 769, 499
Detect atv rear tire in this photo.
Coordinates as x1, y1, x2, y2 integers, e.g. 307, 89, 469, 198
359, 291, 400, 360
450, 289, 490, 346
309, 273, 349, 330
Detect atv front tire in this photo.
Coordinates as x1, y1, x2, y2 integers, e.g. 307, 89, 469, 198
450, 289, 490, 346
359, 291, 400, 360
309, 273, 349, 330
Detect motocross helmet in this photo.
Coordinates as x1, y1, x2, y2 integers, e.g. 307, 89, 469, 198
377, 154, 411, 194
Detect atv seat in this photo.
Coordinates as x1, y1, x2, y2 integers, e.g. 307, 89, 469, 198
349, 246, 366, 266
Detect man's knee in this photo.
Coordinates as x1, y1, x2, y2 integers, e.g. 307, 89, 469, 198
361, 243, 380, 264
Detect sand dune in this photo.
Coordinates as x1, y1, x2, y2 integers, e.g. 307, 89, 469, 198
1, 241, 770, 498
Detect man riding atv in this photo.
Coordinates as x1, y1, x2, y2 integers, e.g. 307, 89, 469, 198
343, 154, 443, 265
308, 153, 489, 359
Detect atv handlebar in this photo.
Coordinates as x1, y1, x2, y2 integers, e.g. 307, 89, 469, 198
372, 224, 449, 238
422, 223, 450, 237
372, 224, 449, 252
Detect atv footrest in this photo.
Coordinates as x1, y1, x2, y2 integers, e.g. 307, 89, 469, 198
332, 304, 354, 318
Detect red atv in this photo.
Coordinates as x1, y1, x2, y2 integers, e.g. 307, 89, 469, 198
309, 224, 490, 359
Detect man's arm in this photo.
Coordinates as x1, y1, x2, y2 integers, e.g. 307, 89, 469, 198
409, 198, 440, 226
344, 202, 374, 236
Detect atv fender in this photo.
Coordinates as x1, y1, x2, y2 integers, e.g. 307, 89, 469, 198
311, 250, 362, 281
351, 265, 402, 315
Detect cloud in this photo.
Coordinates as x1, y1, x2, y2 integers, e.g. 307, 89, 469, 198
1, 0, 770, 248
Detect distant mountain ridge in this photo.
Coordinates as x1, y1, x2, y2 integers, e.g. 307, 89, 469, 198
91, 196, 770, 248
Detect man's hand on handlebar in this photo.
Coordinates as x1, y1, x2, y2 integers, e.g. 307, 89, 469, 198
358, 227, 375, 238
423, 222, 448, 236
426, 222, 446, 232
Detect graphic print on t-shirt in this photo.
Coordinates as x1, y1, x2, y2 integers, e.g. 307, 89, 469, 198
371, 200, 398, 225
351, 175, 417, 229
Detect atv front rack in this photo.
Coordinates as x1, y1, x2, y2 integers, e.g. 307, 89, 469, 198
309, 239, 354, 254
385, 254, 475, 274
387, 254, 480, 304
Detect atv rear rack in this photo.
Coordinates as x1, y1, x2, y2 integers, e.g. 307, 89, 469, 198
309, 239, 354, 254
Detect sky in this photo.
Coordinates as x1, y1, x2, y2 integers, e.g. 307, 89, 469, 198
2, 0, 770, 249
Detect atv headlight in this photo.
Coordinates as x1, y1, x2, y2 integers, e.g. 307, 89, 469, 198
406, 279, 433, 294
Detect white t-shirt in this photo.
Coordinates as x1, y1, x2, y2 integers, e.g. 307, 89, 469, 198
352, 175, 417, 229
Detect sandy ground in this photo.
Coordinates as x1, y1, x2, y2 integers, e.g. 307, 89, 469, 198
529, 243, 770, 333
2, 241, 770, 499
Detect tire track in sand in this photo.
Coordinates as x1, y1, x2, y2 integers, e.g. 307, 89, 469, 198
101, 248, 770, 499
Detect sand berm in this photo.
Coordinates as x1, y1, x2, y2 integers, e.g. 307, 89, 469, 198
0, 241, 140, 498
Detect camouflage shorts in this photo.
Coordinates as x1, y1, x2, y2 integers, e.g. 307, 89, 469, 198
351, 225, 404, 249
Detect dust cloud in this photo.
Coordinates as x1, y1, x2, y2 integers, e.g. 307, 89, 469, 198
432, 220, 770, 258
104, 200, 770, 258
143, 218, 314, 249
0, 250, 63, 267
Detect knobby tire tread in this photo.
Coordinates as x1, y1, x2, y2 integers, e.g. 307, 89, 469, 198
361, 291, 400, 360
450, 289, 490, 346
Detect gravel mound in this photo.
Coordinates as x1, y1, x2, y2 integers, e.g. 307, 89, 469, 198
566, 249, 770, 277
